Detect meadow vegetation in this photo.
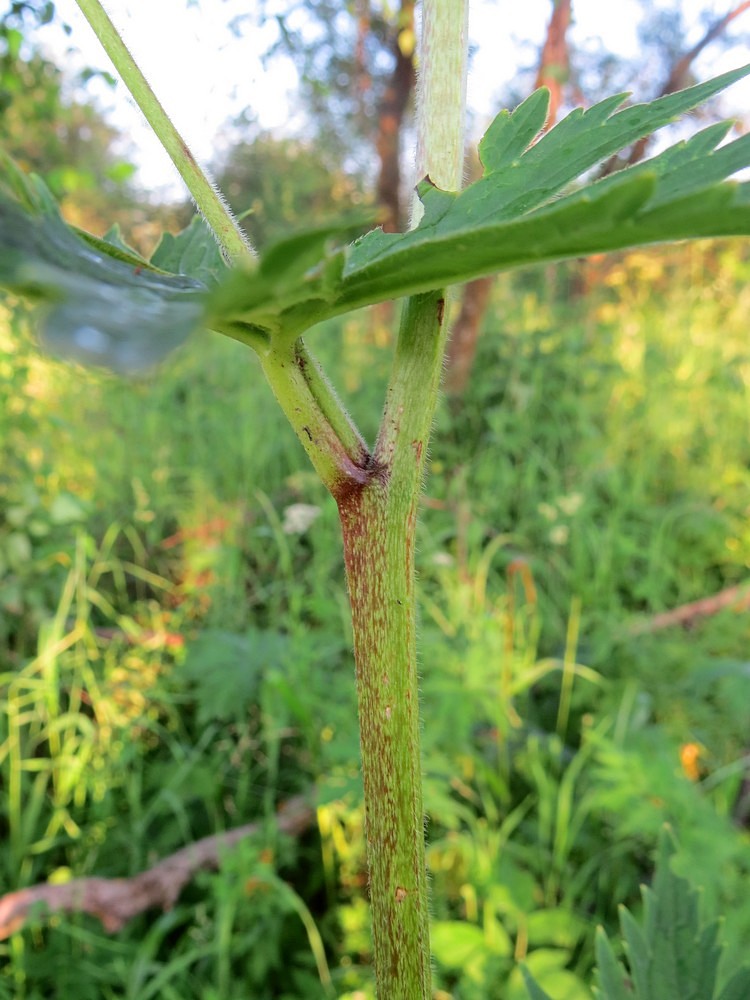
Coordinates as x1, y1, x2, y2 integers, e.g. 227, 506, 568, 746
2, 239, 750, 997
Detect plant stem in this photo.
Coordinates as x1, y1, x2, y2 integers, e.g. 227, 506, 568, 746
412, 0, 469, 218
259, 337, 370, 495
337, 291, 449, 998
74, 0, 255, 266
336, 3, 468, 995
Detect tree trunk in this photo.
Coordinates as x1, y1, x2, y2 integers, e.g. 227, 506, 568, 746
375, 0, 416, 233
534, 0, 572, 126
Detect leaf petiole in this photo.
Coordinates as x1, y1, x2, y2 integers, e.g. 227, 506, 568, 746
74, 0, 256, 267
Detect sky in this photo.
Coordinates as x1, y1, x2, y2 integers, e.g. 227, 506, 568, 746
39, 1, 750, 198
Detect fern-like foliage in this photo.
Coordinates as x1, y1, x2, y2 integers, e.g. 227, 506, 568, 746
522, 827, 750, 1000
1, 66, 750, 369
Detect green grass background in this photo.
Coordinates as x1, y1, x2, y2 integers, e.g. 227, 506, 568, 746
1, 241, 750, 998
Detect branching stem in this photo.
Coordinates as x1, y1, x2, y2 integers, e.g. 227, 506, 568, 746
259, 338, 370, 495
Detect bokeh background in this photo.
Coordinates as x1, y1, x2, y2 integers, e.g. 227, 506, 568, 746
2, 2, 750, 997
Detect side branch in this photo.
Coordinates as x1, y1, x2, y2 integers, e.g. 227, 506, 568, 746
260, 337, 373, 497
0, 795, 314, 940
74, 0, 255, 265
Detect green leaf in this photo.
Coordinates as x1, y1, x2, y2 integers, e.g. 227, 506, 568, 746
430, 921, 488, 968
3, 67, 750, 373
0, 157, 207, 373
520, 964, 556, 1000
213, 65, 750, 338
526, 908, 587, 949
150, 213, 228, 286
717, 968, 750, 1000
592, 926, 630, 1000
643, 831, 720, 1000
182, 628, 290, 725
619, 905, 649, 997
592, 827, 750, 1000
100, 223, 141, 257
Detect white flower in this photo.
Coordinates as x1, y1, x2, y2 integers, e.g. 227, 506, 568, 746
557, 492, 584, 516
431, 551, 455, 567
549, 524, 569, 546
282, 503, 321, 535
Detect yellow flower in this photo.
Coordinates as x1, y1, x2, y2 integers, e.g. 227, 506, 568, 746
680, 742, 704, 781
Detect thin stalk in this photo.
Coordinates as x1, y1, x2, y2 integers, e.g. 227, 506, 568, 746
259, 337, 370, 495
74, 0, 255, 266
294, 340, 371, 465
412, 0, 470, 218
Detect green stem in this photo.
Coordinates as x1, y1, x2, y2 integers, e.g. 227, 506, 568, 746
337, 3, 468, 995
259, 337, 370, 495
74, 0, 255, 266
412, 0, 469, 219
295, 340, 370, 466
338, 292, 449, 999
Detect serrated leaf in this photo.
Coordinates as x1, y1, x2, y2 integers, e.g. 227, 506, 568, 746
76, 226, 154, 270
717, 967, 750, 1000
645, 830, 706, 1000
619, 905, 650, 998
150, 213, 228, 286
472, 64, 749, 222
594, 827, 750, 1000
4, 67, 750, 373
478, 88, 551, 172
0, 170, 208, 373
694, 922, 723, 1000
593, 926, 630, 1000
0, 150, 58, 215
212, 64, 750, 340
182, 628, 290, 725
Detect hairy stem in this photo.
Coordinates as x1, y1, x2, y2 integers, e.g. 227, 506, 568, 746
338, 292, 449, 999
339, 2, 469, 995
412, 0, 469, 219
74, 0, 255, 266
259, 338, 370, 495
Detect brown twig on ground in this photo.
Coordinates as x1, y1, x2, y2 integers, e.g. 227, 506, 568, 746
0, 794, 315, 940
627, 581, 750, 636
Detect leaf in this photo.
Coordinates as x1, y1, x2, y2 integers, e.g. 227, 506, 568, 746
526, 908, 587, 949
182, 628, 290, 725
643, 830, 720, 1000
592, 926, 631, 1000
213, 64, 750, 338
3, 67, 750, 372
592, 827, 750, 1000
520, 965, 556, 1000
0, 157, 207, 373
150, 214, 228, 286
717, 968, 750, 1000
90, 223, 153, 266
619, 905, 649, 997
430, 921, 488, 968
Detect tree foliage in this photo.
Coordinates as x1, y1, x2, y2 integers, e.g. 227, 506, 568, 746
0, 4, 136, 232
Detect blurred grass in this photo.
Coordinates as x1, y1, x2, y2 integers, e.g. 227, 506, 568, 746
1, 241, 750, 997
